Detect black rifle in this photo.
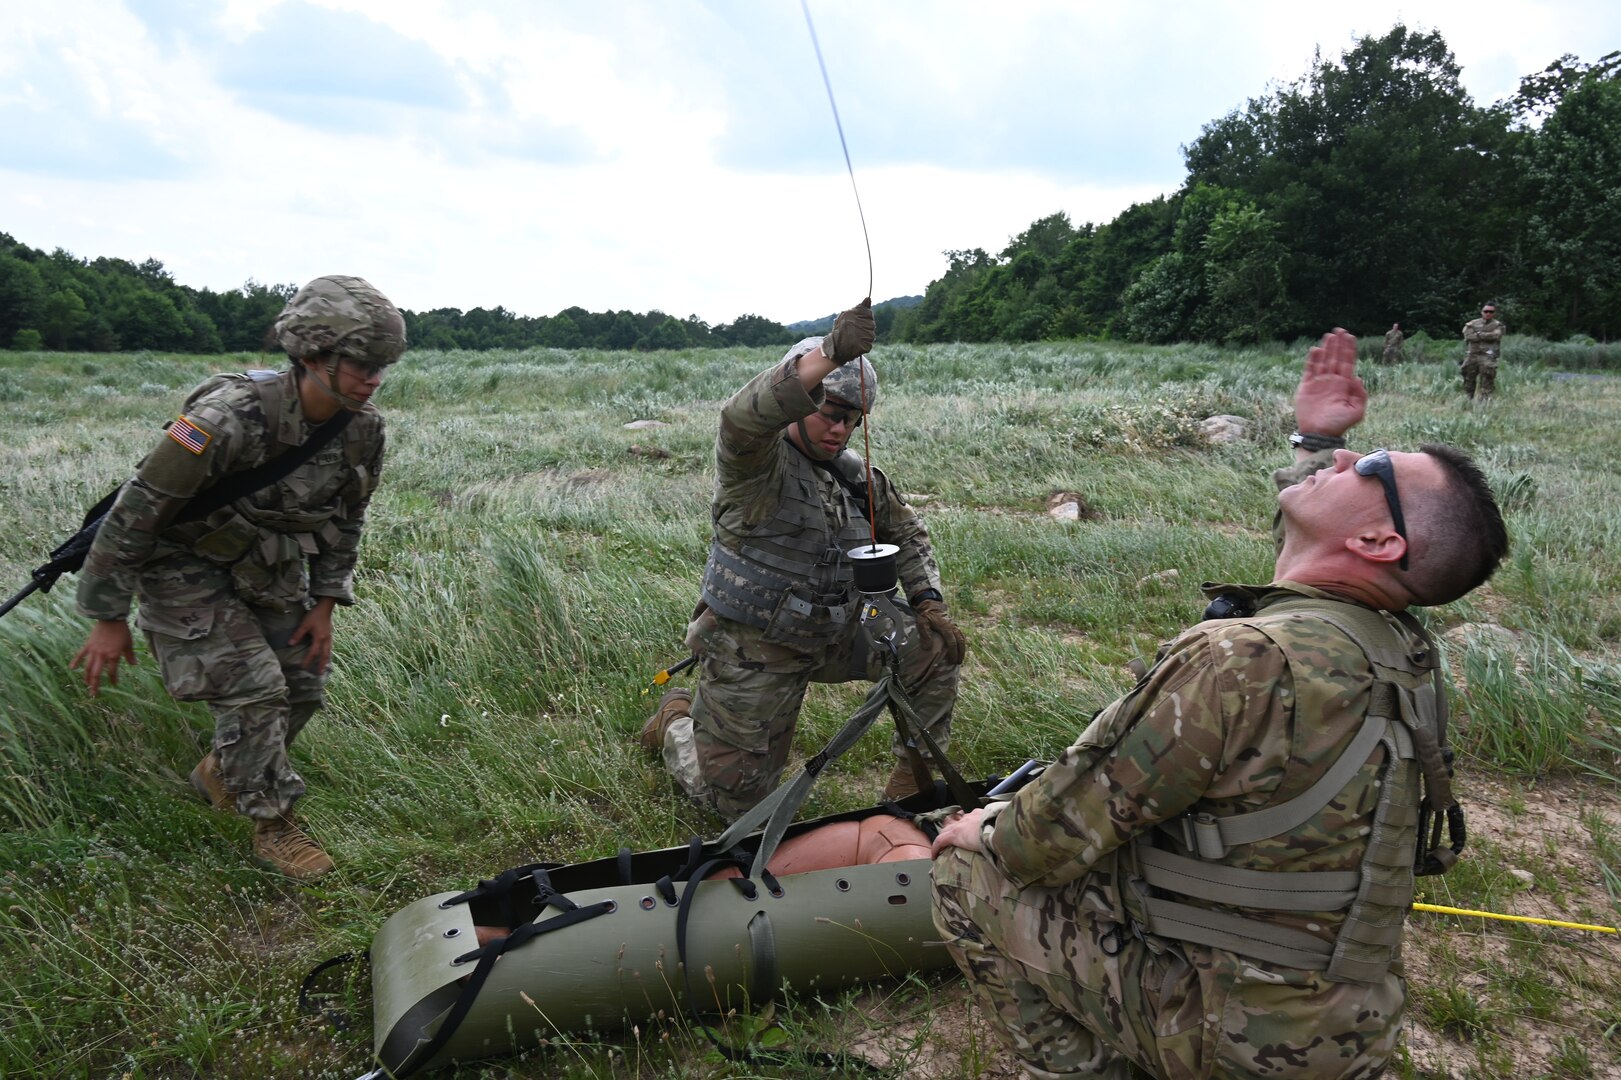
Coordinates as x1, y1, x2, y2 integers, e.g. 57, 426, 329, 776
0, 410, 354, 619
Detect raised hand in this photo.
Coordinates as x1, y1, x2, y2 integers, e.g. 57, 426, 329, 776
1294, 327, 1367, 438
821, 298, 875, 365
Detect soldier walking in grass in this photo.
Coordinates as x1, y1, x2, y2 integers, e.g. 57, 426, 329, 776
1382, 321, 1405, 363
69, 276, 404, 881
639, 299, 966, 821
1460, 302, 1505, 400
931, 327, 1509, 1080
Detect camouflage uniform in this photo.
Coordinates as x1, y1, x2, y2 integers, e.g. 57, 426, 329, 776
932, 456, 1422, 1080
1381, 326, 1404, 364
76, 367, 386, 820
660, 340, 960, 820
1460, 315, 1504, 399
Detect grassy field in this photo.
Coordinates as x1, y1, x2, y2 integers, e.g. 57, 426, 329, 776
1, 338, 1618, 1079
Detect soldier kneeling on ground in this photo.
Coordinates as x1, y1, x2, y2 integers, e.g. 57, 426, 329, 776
640, 299, 966, 822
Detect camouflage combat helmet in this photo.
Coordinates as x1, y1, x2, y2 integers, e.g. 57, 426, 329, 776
274, 275, 407, 367
822, 352, 877, 411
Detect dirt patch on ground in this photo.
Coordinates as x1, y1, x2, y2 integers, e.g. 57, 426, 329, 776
843, 979, 1025, 1079
1399, 772, 1621, 1079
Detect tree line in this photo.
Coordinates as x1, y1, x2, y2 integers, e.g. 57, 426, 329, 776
892, 28, 1621, 345
5, 26, 1615, 354
0, 235, 808, 355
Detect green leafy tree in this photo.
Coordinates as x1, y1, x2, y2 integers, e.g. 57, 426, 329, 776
1517, 60, 1621, 338
1181, 25, 1509, 335
1003, 213, 1078, 260
537, 311, 583, 348
1201, 202, 1290, 342
637, 316, 691, 351
603, 311, 641, 350
183, 308, 223, 353
1121, 252, 1202, 343
0, 253, 48, 344
41, 288, 89, 349
892, 248, 998, 342
1069, 198, 1177, 336
715, 314, 790, 347
112, 291, 191, 350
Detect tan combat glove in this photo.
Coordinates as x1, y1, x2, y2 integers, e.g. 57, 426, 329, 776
821, 298, 876, 364
913, 599, 966, 665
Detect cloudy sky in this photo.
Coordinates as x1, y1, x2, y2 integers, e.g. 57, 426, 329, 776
2, 1, 1615, 326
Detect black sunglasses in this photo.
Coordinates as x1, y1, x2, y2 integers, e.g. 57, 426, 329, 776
816, 404, 864, 428
1353, 449, 1409, 571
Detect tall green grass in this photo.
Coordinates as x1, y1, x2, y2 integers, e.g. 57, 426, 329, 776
1, 342, 1617, 1077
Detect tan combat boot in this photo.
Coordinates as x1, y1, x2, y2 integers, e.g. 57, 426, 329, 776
253, 816, 335, 880
882, 762, 927, 802
189, 751, 234, 812
639, 688, 692, 752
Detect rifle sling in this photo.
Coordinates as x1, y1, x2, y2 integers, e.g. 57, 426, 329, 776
173, 408, 356, 526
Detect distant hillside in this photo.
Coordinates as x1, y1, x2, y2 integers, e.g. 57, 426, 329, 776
787, 295, 923, 337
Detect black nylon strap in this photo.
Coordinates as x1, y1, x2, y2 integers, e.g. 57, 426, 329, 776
173, 408, 355, 526
529, 866, 578, 913
297, 950, 368, 1031
671, 855, 876, 1072
884, 672, 981, 810
6, 408, 355, 614
389, 900, 615, 1079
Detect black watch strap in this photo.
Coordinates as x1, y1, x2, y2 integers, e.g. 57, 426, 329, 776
1289, 432, 1346, 452
909, 588, 943, 607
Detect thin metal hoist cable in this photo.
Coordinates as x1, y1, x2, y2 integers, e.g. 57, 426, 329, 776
802, 0, 881, 547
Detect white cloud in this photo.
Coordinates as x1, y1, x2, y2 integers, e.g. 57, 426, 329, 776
3, 0, 1617, 323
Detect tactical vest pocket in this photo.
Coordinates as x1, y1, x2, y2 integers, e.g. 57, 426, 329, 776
762, 586, 856, 651
191, 513, 259, 563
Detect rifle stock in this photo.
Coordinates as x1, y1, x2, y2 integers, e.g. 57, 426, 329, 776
0, 498, 116, 620
0, 406, 353, 621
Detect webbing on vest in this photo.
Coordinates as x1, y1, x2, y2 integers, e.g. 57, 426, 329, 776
700, 446, 871, 647
1128, 596, 1454, 983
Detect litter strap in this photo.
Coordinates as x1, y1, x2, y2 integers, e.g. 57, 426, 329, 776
437, 861, 555, 927
298, 950, 368, 1032
712, 676, 897, 875
883, 671, 981, 810
384, 899, 615, 1079
673, 854, 878, 1074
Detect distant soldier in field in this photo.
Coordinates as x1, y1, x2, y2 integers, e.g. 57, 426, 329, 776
70, 276, 405, 880
1460, 302, 1505, 400
931, 327, 1509, 1080
638, 299, 966, 821
1382, 321, 1405, 363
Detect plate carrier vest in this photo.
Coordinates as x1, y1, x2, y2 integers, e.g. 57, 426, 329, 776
165, 370, 373, 561
1120, 596, 1462, 985
700, 447, 875, 652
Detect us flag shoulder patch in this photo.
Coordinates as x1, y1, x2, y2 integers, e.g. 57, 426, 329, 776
168, 416, 212, 455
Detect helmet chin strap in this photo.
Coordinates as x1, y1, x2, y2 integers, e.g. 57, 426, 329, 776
794, 418, 839, 461
302, 356, 369, 412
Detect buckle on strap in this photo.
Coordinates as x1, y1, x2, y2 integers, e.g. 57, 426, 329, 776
1164, 813, 1228, 859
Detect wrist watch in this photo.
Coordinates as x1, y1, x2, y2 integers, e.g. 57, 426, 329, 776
909, 588, 944, 607
1289, 432, 1346, 452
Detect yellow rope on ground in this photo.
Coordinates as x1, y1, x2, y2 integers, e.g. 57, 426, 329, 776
1413, 901, 1618, 934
